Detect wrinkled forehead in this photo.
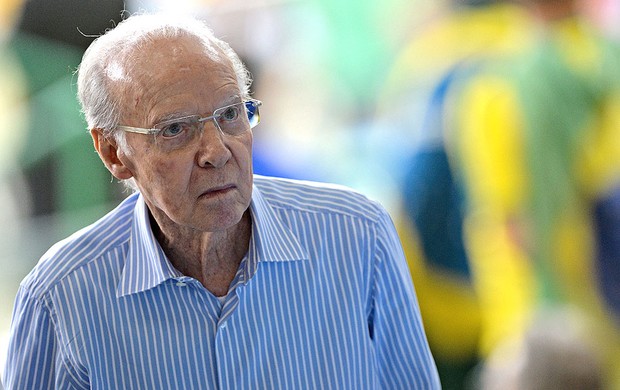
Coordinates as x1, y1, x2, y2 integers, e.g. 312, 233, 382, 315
107, 34, 224, 82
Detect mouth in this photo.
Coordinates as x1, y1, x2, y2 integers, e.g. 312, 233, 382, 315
200, 184, 236, 199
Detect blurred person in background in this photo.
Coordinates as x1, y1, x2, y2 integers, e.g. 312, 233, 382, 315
449, 0, 620, 387
481, 306, 605, 390
378, 1, 536, 388
2, 13, 440, 389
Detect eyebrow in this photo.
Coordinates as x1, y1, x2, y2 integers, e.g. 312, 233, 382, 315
151, 94, 243, 126
217, 94, 243, 110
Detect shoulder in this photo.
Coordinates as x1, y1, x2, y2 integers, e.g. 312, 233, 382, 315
21, 193, 138, 298
253, 175, 386, 223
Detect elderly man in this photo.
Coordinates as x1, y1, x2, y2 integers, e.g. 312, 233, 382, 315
2, 13, 439, 389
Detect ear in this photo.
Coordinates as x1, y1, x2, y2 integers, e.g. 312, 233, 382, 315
91, 128, 134, 180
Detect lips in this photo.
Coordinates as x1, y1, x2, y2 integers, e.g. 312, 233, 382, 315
200, 184, 236, 198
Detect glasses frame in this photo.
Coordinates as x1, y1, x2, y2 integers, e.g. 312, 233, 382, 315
117, 99, 262, 136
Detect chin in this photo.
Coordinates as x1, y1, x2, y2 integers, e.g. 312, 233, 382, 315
191, 206, 247, 232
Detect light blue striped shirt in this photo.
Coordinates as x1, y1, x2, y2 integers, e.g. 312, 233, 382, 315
3, 176, 440, 389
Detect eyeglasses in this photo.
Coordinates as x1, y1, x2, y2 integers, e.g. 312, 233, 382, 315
117, 99, 262, 151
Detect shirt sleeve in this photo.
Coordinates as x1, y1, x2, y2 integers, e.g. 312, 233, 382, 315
2, 286, 58, 389
370, 206, 441, 389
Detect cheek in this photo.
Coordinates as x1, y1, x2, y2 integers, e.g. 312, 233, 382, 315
141, 159, 193, 217
135, 154, 192, 201
151, 158, 191, 189
221, 135, 253, 208
238, 132, 253, 169
235, 136, 254, 186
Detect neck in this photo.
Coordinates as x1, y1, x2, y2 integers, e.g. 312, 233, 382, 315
150, 210, 252, 297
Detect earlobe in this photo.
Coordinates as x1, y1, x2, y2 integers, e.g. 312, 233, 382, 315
90, 128, 134, 180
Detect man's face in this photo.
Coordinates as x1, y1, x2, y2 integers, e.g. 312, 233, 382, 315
112, 36, 253, 233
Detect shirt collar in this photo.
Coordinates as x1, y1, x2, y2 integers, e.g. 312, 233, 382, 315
117, 194, 182, 297
117, 186, 308, 297
247, 184, 308, 264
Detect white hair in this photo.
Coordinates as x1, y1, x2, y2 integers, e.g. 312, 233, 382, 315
77, 12, 253, 140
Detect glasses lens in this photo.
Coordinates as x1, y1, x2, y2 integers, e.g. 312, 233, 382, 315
154, 116, 201, 151
245, 100, 261, 128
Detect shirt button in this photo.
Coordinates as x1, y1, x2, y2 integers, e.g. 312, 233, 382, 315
176, 281, 187, 287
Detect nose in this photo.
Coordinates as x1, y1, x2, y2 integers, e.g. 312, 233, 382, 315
195, 119, 232, 168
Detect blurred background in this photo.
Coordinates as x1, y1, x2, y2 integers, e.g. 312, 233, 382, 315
2, 0, 620, 389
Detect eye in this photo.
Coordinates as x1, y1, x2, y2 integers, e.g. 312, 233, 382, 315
219, 106, 240, 122
160, 120, 191, 138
